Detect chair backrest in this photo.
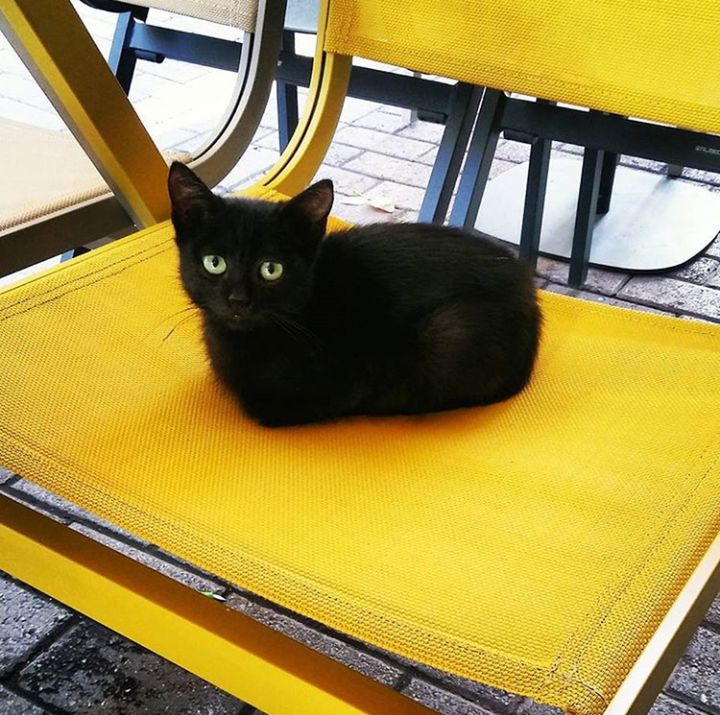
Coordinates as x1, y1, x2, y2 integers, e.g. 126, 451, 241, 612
0, 0, 284, 275
323, 0, 720, 135
120, 0, 257, 32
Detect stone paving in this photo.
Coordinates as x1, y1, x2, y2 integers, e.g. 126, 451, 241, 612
1, 2, 720, 714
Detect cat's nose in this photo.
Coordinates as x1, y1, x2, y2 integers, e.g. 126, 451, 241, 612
228, 292, 250, 310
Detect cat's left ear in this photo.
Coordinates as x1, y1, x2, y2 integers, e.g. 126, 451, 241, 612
168, 161, 219, 242
282, 180, 334, 241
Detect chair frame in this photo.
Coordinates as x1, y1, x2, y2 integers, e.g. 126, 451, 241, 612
0, 0, 286, 277
79, 1, 720, 289
1, 0, 719, 712
0, 496, 431, 714
81, 0, 481, 222
448, 89, 720, 287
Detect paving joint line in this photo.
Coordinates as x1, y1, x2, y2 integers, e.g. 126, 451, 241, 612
1, 473, 19, 488
0, 677, 72, 715
665, 687, 720, 715
701, 620, 720, 637
399, 663, 516, 713
333, 142, 436, 166
0, 483, 70, 523
1, 484, 228, 590
610, 275, 632, 296
1, 613, 79, 684
393, 670, 413, 692
544, 277, 720, 323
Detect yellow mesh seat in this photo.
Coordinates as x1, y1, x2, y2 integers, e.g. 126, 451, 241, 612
325, 0, 720, 135
1, 186, 719, 714
3, 0, 720, 711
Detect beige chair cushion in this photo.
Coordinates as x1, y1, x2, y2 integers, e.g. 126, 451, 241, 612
0, 119, 188, 232
125, 0, 258, 32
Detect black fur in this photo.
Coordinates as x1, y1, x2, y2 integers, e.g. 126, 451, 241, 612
168, 162, 541, 426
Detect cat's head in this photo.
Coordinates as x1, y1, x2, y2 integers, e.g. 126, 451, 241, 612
168, 162, 333, 331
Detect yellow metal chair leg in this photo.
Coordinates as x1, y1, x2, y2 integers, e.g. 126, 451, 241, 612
0, 495, 431, 715
0, 0, 169, 227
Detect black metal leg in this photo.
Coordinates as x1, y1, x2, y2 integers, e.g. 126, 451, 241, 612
276, 30, 299, 152
448, 89, 504, 230
519, 137, 552, 268
418, 83, 481, 224
596, 152, 619, 215
107, 8, 147, 94
410, 71, 421, 123
569, 147, 604, 287
60, 245, 91, 263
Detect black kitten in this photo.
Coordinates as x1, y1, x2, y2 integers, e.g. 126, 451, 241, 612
168, 162, 541, 426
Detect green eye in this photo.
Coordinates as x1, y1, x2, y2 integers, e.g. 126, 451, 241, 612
202, 255, 227, 275
259, 261, 284, 282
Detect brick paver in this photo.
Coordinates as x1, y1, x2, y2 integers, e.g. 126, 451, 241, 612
403, 679, 500, 715
650, 695, 709, 715
0, 576, 71, 678
618, 276, 720, 319
708, 598, 720, 626
343, 151, 435, 188
706, 237, 720, 259
335, 125, 437, 161
1, 2, 719, 714
228, 595, 406, 687
16, 621, 246, 714
0, 685, 46, 715
667, 628, 720, 710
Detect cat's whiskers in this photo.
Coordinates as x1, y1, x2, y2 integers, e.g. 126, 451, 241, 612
156, 305, 197, 326
270, 313, 316, 345
142, 305, 196, 342
162, 308, 201, 342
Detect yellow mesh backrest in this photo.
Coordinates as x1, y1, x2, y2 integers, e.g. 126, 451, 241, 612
325, 0, 720, 134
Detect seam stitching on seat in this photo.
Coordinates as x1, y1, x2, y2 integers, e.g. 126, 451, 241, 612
0, 224, 169, 314
550, 434, 720, 709
0, 243, 172, 323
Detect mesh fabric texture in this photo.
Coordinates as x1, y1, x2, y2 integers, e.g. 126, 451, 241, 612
1, 186, 719, 713
324, 0, 720, 136
0, 119, 189, 232
121, 0, 257, 31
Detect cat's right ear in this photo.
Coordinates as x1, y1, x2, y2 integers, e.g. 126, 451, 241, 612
168, 162, 218, 241
282, 180, 334, 234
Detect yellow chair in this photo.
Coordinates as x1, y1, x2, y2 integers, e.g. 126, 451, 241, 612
1, 1, 719, 714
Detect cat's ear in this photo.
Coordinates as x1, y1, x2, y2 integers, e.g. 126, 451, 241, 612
282, 180, 334, 238
168, 161, 218, 241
